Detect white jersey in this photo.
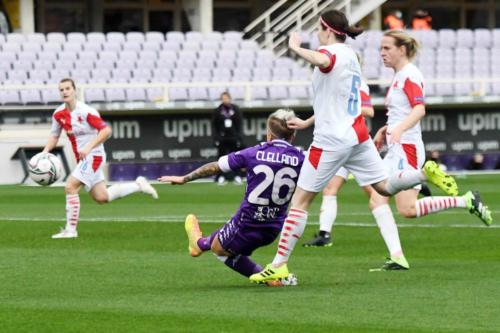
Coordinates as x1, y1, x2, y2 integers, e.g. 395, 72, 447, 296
50, 101, 108, 161
311, 43, 369, 151
385, 63, 425, 144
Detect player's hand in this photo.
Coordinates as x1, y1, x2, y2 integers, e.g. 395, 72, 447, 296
158, 176, 186, 185
288, 32, 302, 50
287, 117, 308, 130
388, 127, 402, 144
79, 147, 91, 160
373, 128, 386, 150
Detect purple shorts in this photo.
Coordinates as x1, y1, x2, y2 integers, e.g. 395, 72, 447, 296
217, 218, 280, 256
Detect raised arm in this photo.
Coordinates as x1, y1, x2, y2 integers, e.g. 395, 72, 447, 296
288, 32, 331, 68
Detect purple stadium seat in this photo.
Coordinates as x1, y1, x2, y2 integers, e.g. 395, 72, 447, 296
27, 33, 46, 43
12, 60, 33, 71
196, 57, 215, 69
94, 58, 115, 70
158, 50, 177, 61
74, 58, 94, 70
132, 68, 152, 82
112, 69, 132, 83
2, 42, 22, 52
176, 58, 196, 68
33, 59, 54, 70
43, 42, 62, 53
138, 50, 157, 62
105, 88, 126, 102
142, 40, 162, 52
107, 32, 125, 44
146, 87, 164, 101
156, 58, 175, 70
125, 87, 147, 102
216, 57, 235, 69
22, 43, 42, 53
172, 68, 192, 82
223, 41, 239, 51
438, 29, 456, 48
457, 29, 474, 49
201, 41, 219, 51
182, 41, 200, 51
235, 57, 254, 68
454, 83, 471, 96
232, 68, 252, 81
84, 42, 102, 52
474, 29, 491, 48
102, 43, 122, 52
162, 40, 182, 52
145, 31, 164, 42
365, 30, 383, 48
208, 86, 226, 100
87, 32, 106, 44
71, 68, 91, 83
8, 70, 28, 81
18, 51, 37, 62
291, 67, 311, 80
47, 32, 65, 43
30, 69, 50, 82
166, 31, 184, 42
7, 33, 25, 43
0, 71, 7, 82
192, 67, 212, 81
91, 68, 111, 82
228, 86, 245, 101
126, 31, 145, 43
223, 31, 243, 42
85, 88, 106, 103
268, 85, 289, 100
49, 69, 71, 83
186, 31, 203, 42
123, 41, 141, 52
20, 90, 43, 105
67, 32, 86, 43
53, 59, 74, 70
169, 87, 189, 101
64, 42, 82, 53
59, 51, 78, 62
116, 58, 136, 70
188, 87, 209, 101
251, 86, 268, 100
0, 90, 21, 105
0, 51, 16, 63
41, 89, 60, 104
212, 68, 231, 82
253, 68, 272, 81
272, 68, 291, 81
205, 31, 223, 42
152, 68, 172, 82
240, 40, 259, 50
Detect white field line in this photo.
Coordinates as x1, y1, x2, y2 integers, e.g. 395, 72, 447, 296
1, 215, 498, 228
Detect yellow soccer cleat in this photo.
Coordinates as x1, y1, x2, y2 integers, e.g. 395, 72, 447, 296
185, 214, 203, 257
423, 161, 459, 196
249, 263, 289, 283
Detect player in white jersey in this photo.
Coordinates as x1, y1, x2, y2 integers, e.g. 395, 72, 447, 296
361, 30, 493, 270
42, 78, 158, 239
250, 11, 490, 284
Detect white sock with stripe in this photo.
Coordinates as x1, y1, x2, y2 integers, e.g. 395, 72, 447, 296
415, 196, 466, 217
65, 194, 80, 232
107, 182, 141, 202
372, 204, 403, 257
319, 195, 337, 233
271, 207, 308, 267
385, 170, 426, 195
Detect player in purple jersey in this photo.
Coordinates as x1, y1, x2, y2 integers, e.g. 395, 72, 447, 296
159, 109, 304, 286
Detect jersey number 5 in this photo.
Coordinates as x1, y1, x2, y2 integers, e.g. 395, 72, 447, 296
248, 165, 297, 205
347, 75, 361, 116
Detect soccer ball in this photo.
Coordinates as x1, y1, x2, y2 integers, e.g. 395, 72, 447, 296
28, 152, 63, 186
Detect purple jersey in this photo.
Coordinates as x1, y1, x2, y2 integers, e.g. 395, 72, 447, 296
218, 139, 304, 231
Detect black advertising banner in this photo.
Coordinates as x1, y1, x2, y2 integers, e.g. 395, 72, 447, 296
104, 107, 500, 162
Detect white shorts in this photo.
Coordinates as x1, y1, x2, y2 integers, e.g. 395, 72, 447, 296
71, 154, 106, 192
297, 139, 388, 193
383, 142, 425, 190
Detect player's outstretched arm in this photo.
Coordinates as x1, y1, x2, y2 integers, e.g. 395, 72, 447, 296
42, 136, 59, 153
288, 32, 330, 68
158, 162, 221, 185
287, 115, 314, 130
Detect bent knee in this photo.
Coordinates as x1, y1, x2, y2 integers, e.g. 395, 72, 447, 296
210, 243, 227, 256
93, 196, 109, 205
397, 206, 416, 218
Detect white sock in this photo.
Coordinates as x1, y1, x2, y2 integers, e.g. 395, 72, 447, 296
107, 182, 141, 202
415, 196, 467, 217
386, 170, 425, 195
65, 194, 80, 232
319, 195, 337, 233
372, 204, 403, 258
272, 207, 308, 267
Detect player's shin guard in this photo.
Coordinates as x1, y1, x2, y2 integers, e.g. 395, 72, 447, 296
106, 182, 141, 202
415, 196, 466, 217
319, 195, 337, 232
372, 204, 403, 257
216, 254, 262, 277
385, 170, 425, 195
271, 208, 308, 267
66, 194, 80, 232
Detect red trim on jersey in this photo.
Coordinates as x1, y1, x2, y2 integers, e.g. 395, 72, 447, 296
360, 90, 372, 107
54, 108, 79, 161
317, 49, 336, 73
87, 113, 108, 130
92, 155, 103, 172
308, 146, 323, 170
402, 144, 417, 169
403, 78, 425, 108
352, 115, 370, 143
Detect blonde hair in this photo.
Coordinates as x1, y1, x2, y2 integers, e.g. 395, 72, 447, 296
384, 30, 419, 60
267, 109, 296, 142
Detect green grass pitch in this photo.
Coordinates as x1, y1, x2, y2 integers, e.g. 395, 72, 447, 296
1, 174, 499, 332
